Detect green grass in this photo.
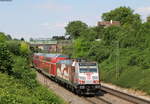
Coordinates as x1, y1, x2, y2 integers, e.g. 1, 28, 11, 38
0, 56, 66, 104
100, 48, 150, 95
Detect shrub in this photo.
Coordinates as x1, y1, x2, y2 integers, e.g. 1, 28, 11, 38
0, 43, 13, 75
0, 73, 65, 104
13, 56, 38, 88
20, 42, 31, 57
0, 32, 8, 43
6, 40, 20, 55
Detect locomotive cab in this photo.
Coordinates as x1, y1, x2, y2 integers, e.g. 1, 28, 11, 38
75, 62, 101, 95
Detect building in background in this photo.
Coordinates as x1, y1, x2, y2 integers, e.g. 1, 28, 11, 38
29, 38, 72, 53
97, 20, 120, 27
30, 38, 57, 53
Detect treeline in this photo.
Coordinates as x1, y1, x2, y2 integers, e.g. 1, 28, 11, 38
64, 7, 150, 94
0, 33, 65, 103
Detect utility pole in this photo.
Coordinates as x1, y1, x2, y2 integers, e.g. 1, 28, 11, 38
116, 40, 120, 79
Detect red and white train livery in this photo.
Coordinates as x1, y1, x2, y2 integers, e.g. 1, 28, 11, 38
33, 53, 101, 95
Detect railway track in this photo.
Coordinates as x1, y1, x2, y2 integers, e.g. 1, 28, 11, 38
101, 85, 150, 104
36, 69, 150, 104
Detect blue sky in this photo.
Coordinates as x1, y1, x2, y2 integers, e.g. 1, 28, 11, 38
0, 0, 150, 40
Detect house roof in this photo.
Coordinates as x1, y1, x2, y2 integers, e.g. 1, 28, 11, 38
98, 21, 120, 27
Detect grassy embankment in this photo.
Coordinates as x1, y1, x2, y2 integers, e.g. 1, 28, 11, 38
0, 56, 66, 104
100, 48, 150, 95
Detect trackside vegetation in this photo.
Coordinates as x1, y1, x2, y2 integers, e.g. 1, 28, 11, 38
0, 32, 66, 104
64, 7, 150, 95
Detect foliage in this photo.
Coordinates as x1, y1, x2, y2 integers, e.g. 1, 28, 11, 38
64, 6, 150, 95
147, 16, 150, 22
72, 38, 91, 59
52, 36, 65, 40
0, 32, 66, 103
80, 28, 97, 41
12, 56, 37, 88
20, 42, 31, 56
0, 43, 13, 75
65, 21, 88, 39
0, 32, 9, 43
0, 72, 65, 104
6, 34, 12, 40
6, 40, 20, 55
100, 48, 150, 94
91, 26, 104, 39
102, 26, 121, 45
102, 6, 141, 25
88, 41, 112, 62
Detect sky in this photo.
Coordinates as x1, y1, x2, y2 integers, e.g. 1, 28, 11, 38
0, 0, 150, 40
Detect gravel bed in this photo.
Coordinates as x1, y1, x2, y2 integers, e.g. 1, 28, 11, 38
36, 72, 91, 104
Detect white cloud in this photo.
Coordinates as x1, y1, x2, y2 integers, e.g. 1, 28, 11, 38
136, 7, 150, 15
135, 7, 150, 21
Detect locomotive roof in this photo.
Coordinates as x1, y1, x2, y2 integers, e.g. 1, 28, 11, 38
34, 53, 68, 58
45, 54, 68, 58
57, 60, 73, 65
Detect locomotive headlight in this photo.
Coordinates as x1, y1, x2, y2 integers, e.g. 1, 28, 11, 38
95, 85, 101, 88
80, 85, 85, 89
79, 76, 86, 80
92, 76, 98, 80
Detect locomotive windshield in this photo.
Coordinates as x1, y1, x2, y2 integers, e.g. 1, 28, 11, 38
80, 68, 97, 73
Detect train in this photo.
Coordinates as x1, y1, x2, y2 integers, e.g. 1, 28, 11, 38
32, 53, 101, 95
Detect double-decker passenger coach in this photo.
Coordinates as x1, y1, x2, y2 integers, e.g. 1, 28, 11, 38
33, 53, 101, 95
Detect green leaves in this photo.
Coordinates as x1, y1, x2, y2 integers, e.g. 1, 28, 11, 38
6, 40, 20, 55
65, 21, 88, 39
0, 32, 9, 43
0, 43, 13, 75
20, 42, 31, 56
0, 72, 65, 104
102, 6, 141, 25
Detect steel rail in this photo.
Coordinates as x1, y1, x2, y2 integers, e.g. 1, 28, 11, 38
95, 97, 112, 104
101, 85, 150, 104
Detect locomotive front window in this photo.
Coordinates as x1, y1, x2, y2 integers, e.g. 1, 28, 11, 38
80, 68, 97, 73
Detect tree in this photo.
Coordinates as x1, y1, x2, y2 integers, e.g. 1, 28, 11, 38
72, 38, 90, 58
91, 26, 104, 39
52, 36, 65, 40
147, 16, 150, 22
65, 21, 88, 39
80, 28, 97, 41
102, 26, 121, 46
6, 40, 20, 55
0, 32, 8, 42
7, 34, 12, 40
21, 37, 25, 41
0, 43, 13, 75
20, 42, 31, 56
29, 38, 34, 42
102, 6, 141, 25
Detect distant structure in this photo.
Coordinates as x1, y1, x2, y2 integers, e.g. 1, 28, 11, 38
97, 20, 120, 27
29, 38, 71, 53
30, 38, 57, 53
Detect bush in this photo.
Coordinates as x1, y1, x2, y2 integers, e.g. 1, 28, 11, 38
0, 43, 13, 75
0, 73, 65, 104
12, 56, 38, 88
0, 32, 8, 43
20, 42, 31, 57
6, 40, 20, 55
